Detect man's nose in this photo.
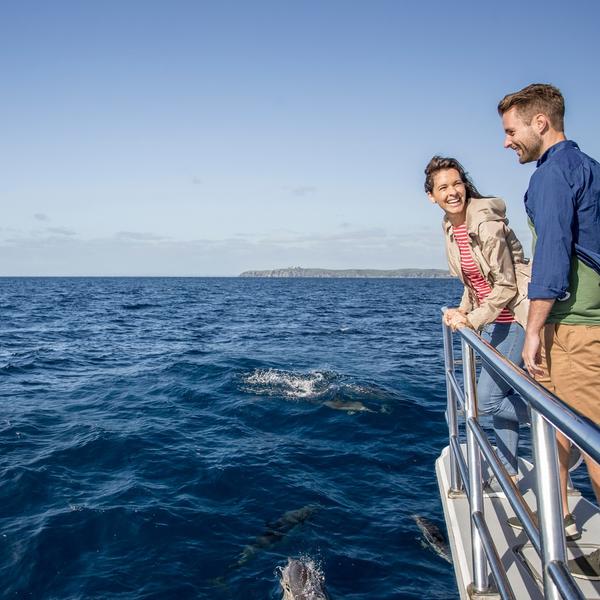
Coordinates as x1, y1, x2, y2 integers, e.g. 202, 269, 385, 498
503, 135, 512, 149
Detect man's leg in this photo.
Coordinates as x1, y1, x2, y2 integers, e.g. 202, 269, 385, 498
549, 324, 600, 514
537, 326, 572, 517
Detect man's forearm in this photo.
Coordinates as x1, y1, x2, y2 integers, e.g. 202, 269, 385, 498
522, 298, 555, 376
526, 299, 555, 335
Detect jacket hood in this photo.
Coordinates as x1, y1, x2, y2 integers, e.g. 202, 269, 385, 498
443, 197, 507, 234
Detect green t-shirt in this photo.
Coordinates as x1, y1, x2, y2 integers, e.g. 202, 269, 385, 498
529, 219, 600, 324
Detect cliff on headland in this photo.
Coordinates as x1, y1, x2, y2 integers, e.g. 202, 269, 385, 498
239, 267, 451, 278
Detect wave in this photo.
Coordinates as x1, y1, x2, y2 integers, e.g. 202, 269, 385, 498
0, 361, 37, 374
0, 349, 42, 373
120, 303, 159, 311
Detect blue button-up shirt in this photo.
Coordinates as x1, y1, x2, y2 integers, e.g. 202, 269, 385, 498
525, 140, 600, 300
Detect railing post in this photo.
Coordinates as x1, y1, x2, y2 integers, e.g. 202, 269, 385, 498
443, 321, 462, 494
462, 339, 489, 593
531, 409, 568, 600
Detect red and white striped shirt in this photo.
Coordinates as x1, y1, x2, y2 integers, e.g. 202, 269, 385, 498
452, 224, 514, 324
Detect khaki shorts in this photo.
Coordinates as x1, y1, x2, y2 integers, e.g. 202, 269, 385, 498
537, 323, 600, 424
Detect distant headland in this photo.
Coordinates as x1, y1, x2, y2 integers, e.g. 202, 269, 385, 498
239, 267, 451, 278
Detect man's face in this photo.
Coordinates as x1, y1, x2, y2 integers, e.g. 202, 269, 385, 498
502, 107, 543, 164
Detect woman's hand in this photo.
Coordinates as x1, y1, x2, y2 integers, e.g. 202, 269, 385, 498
443, 307, 461, 326
448, 312, 473, 331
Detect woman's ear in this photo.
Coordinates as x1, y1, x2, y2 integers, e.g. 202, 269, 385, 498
427, 192, 436, 204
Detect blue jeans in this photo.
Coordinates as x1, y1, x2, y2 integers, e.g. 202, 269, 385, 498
478, 322, 529, 476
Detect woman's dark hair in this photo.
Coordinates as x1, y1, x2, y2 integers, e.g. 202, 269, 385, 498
424, 156, 486, 199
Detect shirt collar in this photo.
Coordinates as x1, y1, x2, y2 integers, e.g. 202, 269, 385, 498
536, 140, 579, 167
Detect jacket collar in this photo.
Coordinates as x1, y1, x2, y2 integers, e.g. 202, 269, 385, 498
443, 216, 461, 237
443, 196, 505, 237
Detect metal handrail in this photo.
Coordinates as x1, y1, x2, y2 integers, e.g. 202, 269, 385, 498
441, 309, 600, 600
459, 327, 600, 465
472, 511, 516, 600
548, 562, 588, 600
468, 416, 541, 553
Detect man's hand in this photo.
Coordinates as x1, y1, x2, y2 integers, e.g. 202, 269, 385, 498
523, 331, 544, 377
524, 299, 554, 378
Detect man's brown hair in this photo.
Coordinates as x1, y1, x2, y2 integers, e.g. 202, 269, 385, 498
497, 83, 565, 132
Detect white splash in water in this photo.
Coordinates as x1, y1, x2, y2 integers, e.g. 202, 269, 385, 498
241, 369, 332, 399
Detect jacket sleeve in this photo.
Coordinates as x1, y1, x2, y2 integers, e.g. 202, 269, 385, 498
458, 287, 473, 313
465, 221, 519, 330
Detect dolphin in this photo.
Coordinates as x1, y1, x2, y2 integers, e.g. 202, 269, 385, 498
323, 399, 375, 414
413, 515, 452, 564
278, 558, 329, 600
232, 505, 318, 569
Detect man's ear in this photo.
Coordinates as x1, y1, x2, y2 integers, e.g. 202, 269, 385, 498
533, 113, 550, 134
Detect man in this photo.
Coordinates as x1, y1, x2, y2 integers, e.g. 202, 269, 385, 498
498, 84, 600, 551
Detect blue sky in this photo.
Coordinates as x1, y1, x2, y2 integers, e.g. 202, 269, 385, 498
2, 0, 599, 275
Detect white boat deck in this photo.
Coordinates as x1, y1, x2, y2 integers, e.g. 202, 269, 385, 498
436, 445, 600, 599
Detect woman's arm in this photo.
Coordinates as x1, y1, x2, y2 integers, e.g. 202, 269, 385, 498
465, 221, 519, 330
458, 287, 473, 314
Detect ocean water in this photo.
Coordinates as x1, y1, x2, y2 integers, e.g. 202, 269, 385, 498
0, 276, 464, 599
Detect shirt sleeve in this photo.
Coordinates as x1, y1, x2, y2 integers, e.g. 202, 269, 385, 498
527, 164, 576, 300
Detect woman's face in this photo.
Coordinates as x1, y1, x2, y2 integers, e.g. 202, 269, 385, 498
427, 168, 467, 223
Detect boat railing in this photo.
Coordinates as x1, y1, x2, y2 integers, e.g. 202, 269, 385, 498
441, 309, 600, 600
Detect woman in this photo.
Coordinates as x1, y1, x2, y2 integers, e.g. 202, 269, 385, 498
424, 155, 530, 489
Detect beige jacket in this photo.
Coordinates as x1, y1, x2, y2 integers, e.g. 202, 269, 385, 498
443, 197, 531, 331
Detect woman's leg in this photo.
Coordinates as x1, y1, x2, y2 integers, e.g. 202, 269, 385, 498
477, 322, 527, 476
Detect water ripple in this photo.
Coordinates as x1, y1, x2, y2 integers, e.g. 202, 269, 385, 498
0, 277, 465, 599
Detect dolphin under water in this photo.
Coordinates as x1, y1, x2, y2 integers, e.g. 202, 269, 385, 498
232, 505, 319, 569
412, 515, 452, 564
323, 399, 375, 414
278, 558, 329, 600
